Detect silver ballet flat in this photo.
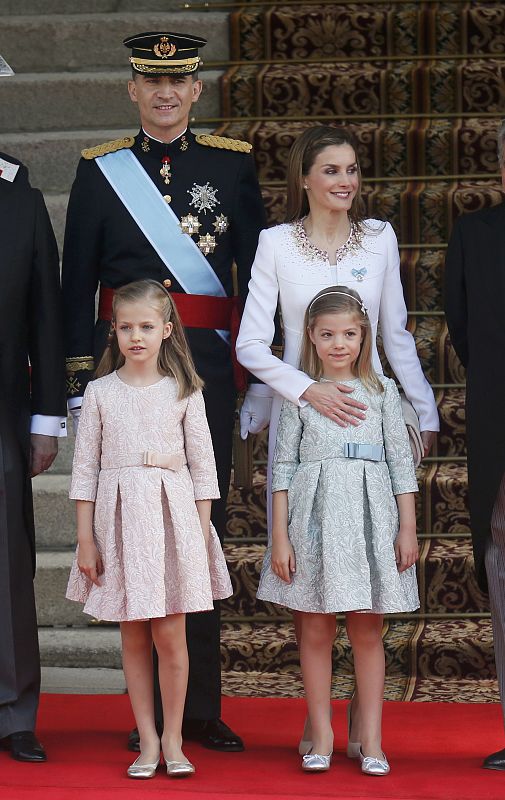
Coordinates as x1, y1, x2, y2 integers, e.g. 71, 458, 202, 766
301, 751, 332, 772
298, 706, 334, 755
165, 759, 195, 777
360, 749, 390, 776
346, 695, 361, 759
127, 755, 160, 779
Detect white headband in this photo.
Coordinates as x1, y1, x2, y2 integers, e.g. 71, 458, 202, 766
309, 291, 367, 316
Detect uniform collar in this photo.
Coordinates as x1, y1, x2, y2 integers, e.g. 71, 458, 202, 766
134, 127, 193, 159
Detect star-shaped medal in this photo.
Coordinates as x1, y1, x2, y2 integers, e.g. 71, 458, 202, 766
179, 214, 201, 235
197, 233, 217, 255
213, 214, 229, 235
188, 182, 220, 215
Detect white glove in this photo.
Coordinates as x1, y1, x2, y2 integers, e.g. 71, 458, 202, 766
240, 384, 274, 440
70, 406, 81, 436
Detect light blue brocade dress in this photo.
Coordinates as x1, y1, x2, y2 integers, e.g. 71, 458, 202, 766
257, 376, 420, 614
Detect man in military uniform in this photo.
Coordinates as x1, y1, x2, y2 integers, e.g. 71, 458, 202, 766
0, 54, 67, 764
62, 32, 270, 752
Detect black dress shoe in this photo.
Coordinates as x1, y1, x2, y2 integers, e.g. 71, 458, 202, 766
182, 718, 244, 752
127, 722, 163, 752
483, 747, 505, 770
127, 727, 140, 753
0, 731, 47, 762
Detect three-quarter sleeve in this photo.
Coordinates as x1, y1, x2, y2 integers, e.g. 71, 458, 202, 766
378, 222, 439, 432
69, 382, 102, 501
271, 399, 303, 491
236, 228, 315, 404
183, 390, 220, 500
381, 378, 419, 496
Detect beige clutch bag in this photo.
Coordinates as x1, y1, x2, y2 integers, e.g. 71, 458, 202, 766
400, 393, 423, 468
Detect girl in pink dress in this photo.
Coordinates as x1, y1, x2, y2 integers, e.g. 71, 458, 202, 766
66, 279, 232, 780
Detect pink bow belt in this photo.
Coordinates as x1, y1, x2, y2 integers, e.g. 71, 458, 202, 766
101, 451, 186, 471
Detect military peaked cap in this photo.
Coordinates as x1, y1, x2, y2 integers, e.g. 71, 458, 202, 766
123, 31, 206, 75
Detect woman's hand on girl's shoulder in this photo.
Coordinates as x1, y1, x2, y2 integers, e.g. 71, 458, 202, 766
301, 381, 367, 427
271, 533, 296, 584
77, 540, 104, 586
394, 527, 419, 573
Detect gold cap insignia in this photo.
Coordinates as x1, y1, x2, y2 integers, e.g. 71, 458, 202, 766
154, 37, 177, 58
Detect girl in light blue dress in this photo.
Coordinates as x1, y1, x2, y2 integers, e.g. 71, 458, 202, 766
257, 286, 419, 777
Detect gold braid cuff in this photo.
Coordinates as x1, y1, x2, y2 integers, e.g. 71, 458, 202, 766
195, 134, 252, 154
66, 356, 95, 374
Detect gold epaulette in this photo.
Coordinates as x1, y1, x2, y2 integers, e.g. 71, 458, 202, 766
195, 134, 252, 154
81, 136, 135, 160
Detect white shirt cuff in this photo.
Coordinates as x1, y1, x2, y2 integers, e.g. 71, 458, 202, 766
31, 415, 67, 437
68, 397, 82, 411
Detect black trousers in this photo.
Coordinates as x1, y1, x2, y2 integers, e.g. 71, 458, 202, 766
154, 375, 236, 722
0, 426, 40, 738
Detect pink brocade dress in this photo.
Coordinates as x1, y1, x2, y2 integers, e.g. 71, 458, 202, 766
66, 372, 232, 621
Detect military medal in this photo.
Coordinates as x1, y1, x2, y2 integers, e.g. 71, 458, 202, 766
160, 155, 172, 185
213, 214, 228, 235
197, 233, 216, 255
180, 214, 201, 235
188, 182, 219, 215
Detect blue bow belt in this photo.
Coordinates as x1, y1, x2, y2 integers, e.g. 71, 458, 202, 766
344, 443, 385, 461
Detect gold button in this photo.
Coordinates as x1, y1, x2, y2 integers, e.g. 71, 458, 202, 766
163, 194, 171, 203
163, 279, 172, 289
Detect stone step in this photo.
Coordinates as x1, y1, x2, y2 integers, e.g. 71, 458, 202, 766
230, 3, 505, 60
41, 666, 126, 694
249, 388, 467, 464
227, 460, 470, 541
221, 536, 486, 620
39, 626, 122, 668
1, 0, 184, 13
223, 59, 505, 119
218, 117, 501, 179
220, 619, 495, 679
35, 533, 486, 628
261, 180, 504, 245
0, 12, 228, 73
222, 670, 499, 703
33, 474, 73, 549
38, 618, 495, 681
48, 424, 75, 474
0, 126, 213, 194
0, 69, 222, 134
44, 193, 67, 254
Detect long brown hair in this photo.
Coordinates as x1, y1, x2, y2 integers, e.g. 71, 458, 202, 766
95, 279, 203, 399
299, 285, 383, 394
285, 125, 366, 225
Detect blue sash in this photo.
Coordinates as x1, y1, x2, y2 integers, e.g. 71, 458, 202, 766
96, 148, 229, 344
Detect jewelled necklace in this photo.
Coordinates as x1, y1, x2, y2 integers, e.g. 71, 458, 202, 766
292, 218, 363, 265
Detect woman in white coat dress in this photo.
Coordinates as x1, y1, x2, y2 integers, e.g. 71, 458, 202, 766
236, 126, 439, 752
237, 126, 438, 472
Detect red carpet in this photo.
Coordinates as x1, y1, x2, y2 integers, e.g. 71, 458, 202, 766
1, 695, 504, 799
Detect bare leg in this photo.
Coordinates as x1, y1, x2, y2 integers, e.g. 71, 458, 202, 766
151, 614, 189, 763
346, 612, 385, 759
120, 620, 160, 764
299, 612, 336, 755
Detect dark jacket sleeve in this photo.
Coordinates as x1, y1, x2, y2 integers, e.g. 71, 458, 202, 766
28, 188, 67, 417
231, 153, 268, 301
61, 158, 102, 401
444, 215, 469, 368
